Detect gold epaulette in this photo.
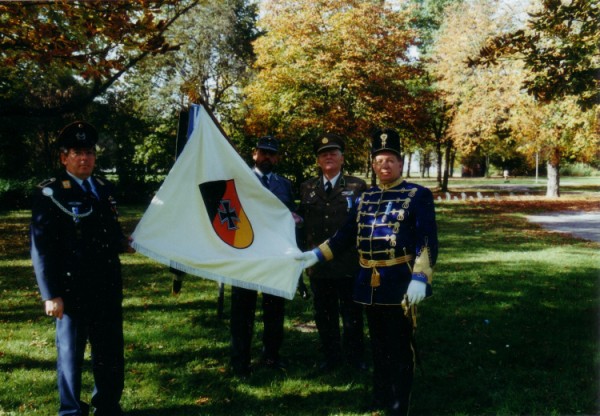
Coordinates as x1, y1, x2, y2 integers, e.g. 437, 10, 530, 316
37, 178, 56, 188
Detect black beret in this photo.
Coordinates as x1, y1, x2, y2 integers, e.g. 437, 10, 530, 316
371, 128, 401, 157
314, 133, 345, 154
256, 135, 279, 152
57, 121, 98, 149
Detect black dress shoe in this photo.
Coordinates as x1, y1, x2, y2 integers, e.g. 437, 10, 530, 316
93, 407, 124, 416
231, 364, 252, 377
361, 398, 387, 413
261, 357, 286, 370
171, 278, 183, 295
350, 360, 369, 372
319, 360, 340, 372
388, 399, 409, 416
80, 401, 90, 416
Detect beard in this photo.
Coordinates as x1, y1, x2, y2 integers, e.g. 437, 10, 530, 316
256, 160, 273, 174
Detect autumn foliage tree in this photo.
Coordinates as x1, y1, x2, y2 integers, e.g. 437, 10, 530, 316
469, 0, 599, 110
427, 0, 598, 197
0, 0, 201, 187
427, 0, 529, 174
466, 0, 600, 197
243, 0, 430, 182
0, 0, 205, 118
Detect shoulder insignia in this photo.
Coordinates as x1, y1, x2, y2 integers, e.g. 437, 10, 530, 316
37, 178, 56, 188
62, 180, 72, 189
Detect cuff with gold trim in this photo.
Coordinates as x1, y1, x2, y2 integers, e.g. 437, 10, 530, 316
317, 241, 334, 261
411, 272, 429, 284
313, 248, 326, 262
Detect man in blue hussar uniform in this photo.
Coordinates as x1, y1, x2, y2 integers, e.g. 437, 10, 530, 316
298, 133, 367, 372
297, 128, 438, 416
30, 121, 133, 416
229, 135, 301, 376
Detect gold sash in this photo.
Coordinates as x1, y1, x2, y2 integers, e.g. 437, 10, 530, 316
359, 254, 414, 287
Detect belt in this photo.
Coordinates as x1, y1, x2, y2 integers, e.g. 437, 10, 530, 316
359, 254, 414, 287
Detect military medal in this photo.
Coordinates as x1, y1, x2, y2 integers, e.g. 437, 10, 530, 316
382, 201, 392, 222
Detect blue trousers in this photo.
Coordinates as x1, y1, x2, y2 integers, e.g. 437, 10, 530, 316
55, 309, 124, 416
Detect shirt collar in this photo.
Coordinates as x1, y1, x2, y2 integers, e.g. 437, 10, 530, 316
66, 171, 86, 187
254, 167, 272, 180
323, 172, 341, 186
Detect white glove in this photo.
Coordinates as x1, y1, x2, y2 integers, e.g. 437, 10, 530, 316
295, 250, 319, 269
406, 280, 427, 305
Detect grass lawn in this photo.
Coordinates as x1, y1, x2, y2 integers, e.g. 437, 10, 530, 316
1, 178, 599, 415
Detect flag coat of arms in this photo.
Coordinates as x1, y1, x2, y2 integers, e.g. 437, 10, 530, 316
131, 104, 303, 299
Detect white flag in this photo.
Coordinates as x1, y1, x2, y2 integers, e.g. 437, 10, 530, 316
131, 104, 303, 299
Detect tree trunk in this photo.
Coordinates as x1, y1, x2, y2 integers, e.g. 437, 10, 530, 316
436, 141, 442, 186
546, 148, 561, 197
406, 152, 412, 178
485, 154, 490, 178
440, 141, 451, 192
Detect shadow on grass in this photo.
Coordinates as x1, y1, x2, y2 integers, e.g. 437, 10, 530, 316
2, 205, 598, 415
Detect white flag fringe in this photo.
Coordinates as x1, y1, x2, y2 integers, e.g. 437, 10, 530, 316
131, 104, 303, 299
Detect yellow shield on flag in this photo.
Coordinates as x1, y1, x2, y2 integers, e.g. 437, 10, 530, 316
199, 179, 254, 249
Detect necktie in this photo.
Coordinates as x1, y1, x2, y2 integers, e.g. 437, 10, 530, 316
325, 181, 332, 195
82, 179, 96, 199
261, 175, 269, 188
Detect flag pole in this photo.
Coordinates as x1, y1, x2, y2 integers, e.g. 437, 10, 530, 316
196, 99, 230, 319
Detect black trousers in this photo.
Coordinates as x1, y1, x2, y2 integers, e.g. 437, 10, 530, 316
230, 286, 285, 370
366, 304, 414, 416
310, 276, 364, 365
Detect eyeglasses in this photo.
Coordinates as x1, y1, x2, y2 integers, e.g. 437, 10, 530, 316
373, 157, 399, 167
67, 149, 96, 158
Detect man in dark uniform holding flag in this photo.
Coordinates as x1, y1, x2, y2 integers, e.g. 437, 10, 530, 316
298, 133, 367, 372
297, 128, 438, 416
229, 135, 300, 376
30, 121, 133, 416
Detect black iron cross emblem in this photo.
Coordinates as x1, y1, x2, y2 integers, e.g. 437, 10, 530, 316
218, 200, 240, 230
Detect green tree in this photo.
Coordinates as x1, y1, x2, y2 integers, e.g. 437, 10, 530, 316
469, 0, 599, 110
0, 0, 202, 118
0, 0, 202, 182
106, 0, 260, 195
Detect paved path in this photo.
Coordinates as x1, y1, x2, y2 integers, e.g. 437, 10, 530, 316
526, 211, 600, 243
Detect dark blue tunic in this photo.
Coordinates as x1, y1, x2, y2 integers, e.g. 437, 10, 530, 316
319, 178, 438, 305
